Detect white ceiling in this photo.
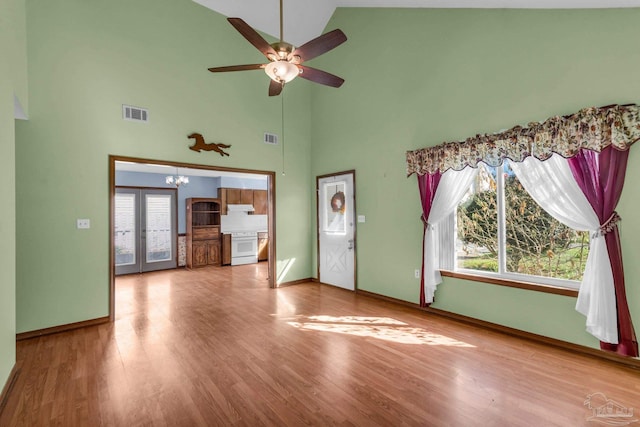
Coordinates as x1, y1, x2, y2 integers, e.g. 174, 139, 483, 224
194, 0, 640, 46
115, 161, 268, 180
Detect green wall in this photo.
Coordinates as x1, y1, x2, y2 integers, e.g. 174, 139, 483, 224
13, 1, 640, 353
0, 0, 26, 389
16, 0, 312, 333
311, 8, 640, 349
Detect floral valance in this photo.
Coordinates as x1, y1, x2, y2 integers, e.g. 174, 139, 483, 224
406, 104, 640, 176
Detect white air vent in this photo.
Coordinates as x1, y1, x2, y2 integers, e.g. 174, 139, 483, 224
263, 132, 278, 145
122, 105, 149, 123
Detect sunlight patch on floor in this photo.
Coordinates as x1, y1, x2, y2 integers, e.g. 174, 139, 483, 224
284, 315, 475, 347
306, 315, 408, 325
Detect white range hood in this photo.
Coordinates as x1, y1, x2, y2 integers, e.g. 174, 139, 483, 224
226, 204, 255, 212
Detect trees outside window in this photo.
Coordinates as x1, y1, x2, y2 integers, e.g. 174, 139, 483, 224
456, 161, 589, 287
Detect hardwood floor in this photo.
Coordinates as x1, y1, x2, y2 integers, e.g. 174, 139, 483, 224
2, 264, 640, 426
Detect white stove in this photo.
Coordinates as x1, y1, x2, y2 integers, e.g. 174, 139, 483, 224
231, 231, 258, 265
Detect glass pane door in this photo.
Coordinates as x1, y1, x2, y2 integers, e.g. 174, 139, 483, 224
144, 194, 173, 263
115, 190, 140, 275
141, 189, 177, 272
115, 193, 137, 266
114, 187, 177, 275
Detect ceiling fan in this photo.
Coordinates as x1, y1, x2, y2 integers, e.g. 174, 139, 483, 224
208, 0, 347, 96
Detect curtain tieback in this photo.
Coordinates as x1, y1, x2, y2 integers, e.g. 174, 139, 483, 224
420, 214, 435, 230
599, 211, 621, 236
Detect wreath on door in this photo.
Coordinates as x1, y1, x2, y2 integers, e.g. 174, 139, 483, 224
330, 191, 346, 214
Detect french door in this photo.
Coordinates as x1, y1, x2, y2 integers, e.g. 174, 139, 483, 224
317, 171, 356, 290
114, 187, 177, 275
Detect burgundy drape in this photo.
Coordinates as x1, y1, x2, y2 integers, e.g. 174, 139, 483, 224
568, 146, 639, 357
417, 172, 441, 307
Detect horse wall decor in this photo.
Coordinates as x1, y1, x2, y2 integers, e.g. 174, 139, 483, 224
188, 133, 231, 156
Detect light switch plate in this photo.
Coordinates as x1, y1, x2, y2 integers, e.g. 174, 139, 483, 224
77, 219, 90, 229
357, 215, 366, 223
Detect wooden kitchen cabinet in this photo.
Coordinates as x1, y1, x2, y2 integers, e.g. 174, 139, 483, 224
240, 189, 253, 204
221, 233, 231, 266
219, 189, 227, 214
207, 240, 220, 266
186, 198, 221, 268
258, 232, 268, 261
219, 188, 267, 215
219, 188, 241, 214
191, 241, 207, 267
253, 190, 268, 215
227, 189, 242, 204
191, 240, 220, 267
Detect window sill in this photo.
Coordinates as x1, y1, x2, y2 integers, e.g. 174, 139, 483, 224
440, 270, 579, 297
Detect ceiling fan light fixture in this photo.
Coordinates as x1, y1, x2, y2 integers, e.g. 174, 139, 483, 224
265, 61, 299, 83
207, 6, 346, 96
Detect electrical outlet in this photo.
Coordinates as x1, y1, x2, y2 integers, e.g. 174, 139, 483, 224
414, 269, 420, 279
77, 219, 90, 229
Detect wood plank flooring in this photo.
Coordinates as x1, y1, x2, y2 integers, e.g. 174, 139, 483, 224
2, 263, 640, 426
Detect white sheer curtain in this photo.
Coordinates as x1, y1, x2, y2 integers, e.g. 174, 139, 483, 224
423, 166, 477, 303
510, 154, 618, 344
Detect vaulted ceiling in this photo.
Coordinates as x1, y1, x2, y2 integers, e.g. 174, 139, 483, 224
194, 0, 640, 46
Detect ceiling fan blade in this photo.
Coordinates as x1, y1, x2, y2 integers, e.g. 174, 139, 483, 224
268, 79, 283, 96
208, 64, 265, 73
297, 65, 344, 88
227, 18, 277, 58
291, 29, 347, 63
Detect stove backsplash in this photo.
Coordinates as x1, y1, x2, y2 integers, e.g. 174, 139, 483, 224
221, 211, 268, 233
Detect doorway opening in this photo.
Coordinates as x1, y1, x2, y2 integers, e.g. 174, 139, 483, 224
109, 155, 277, 321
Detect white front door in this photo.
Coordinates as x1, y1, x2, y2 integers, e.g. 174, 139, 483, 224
317, 171, 356, 290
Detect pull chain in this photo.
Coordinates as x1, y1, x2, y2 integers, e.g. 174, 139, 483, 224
281, 92, 285, 176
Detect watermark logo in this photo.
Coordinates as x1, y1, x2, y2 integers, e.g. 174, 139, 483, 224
584, 392, 638, 426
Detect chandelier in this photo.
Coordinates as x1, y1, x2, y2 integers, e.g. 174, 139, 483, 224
166, 169, 189, 187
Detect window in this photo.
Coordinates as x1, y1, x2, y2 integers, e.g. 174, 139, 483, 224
455, 161, 590, 289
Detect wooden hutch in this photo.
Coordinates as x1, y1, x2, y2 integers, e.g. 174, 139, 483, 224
186, 198, 221, 268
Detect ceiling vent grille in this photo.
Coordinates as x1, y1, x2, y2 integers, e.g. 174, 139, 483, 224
122, 105, 149, 123
263, 132, 278, 145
